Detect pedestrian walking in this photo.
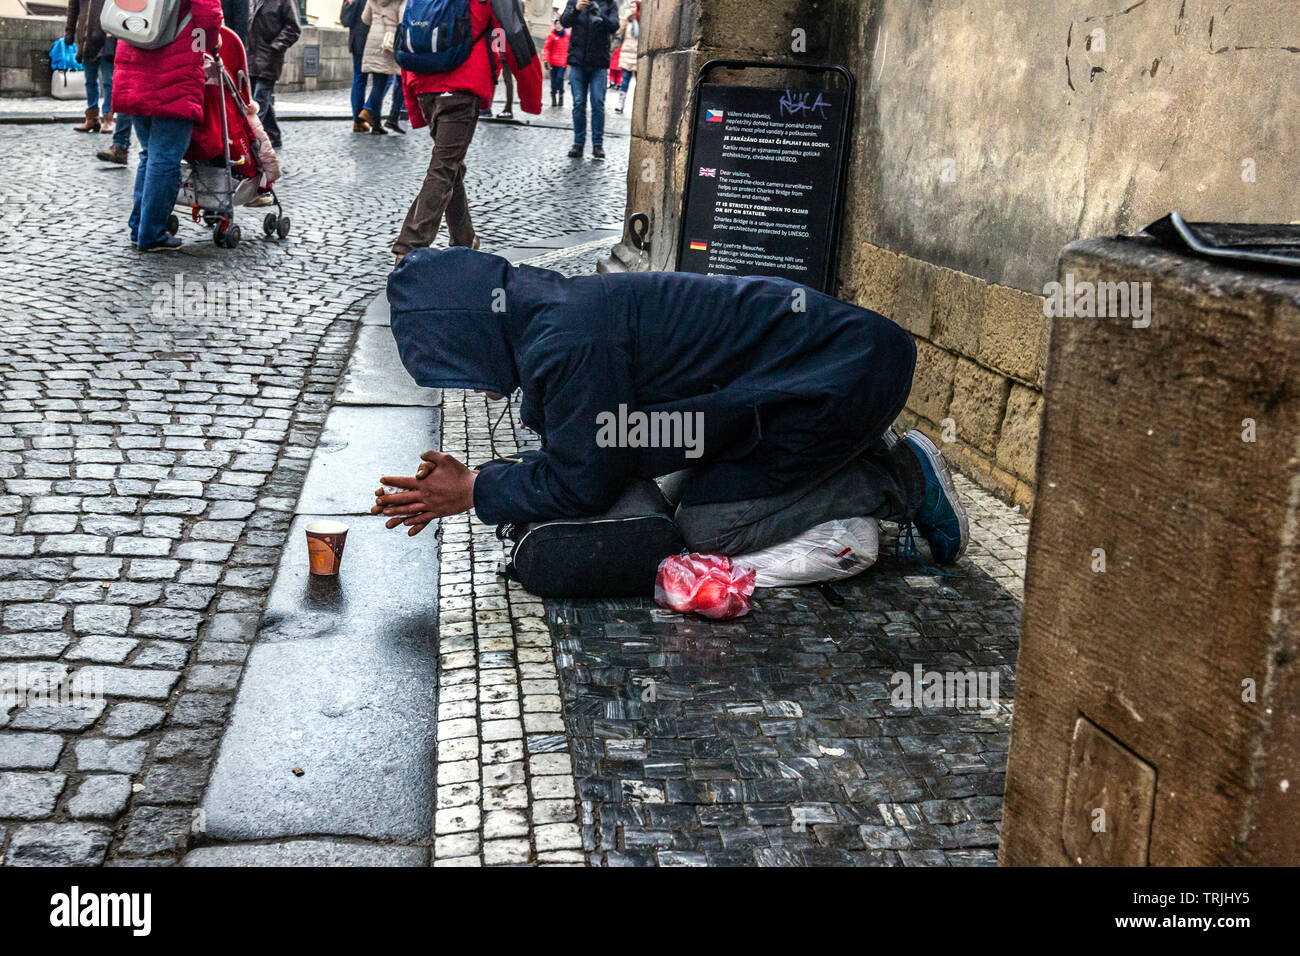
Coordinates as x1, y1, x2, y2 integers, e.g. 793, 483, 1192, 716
614, 0, 639, 113
112, 0, 225, 251
221, 0, 251, 46
542, 16, 569, 108
559, 0, 619, 159
357, 0, 403, 135
341, 0, 375, 131
247, 0, 301, 149
392, 0, 541, 262
65, 0, 134, 160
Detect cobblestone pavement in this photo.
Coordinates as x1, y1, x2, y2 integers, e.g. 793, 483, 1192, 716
550, 493, 1021, 867
0, 119, 629, 866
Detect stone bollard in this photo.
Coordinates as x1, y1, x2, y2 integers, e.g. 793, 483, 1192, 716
1000, 236, 1300, 866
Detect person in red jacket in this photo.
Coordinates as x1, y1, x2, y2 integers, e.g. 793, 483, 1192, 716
394, 0, 541, 262
542, 16, 569, 108
112, 0, 224, 251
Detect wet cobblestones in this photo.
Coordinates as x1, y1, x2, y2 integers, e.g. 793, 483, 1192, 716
547, 491, 1021, 867
0, 118, 629, 865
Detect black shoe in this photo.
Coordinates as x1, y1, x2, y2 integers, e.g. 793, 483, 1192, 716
567, 144, 583, 157
592, 146, 606, 159
479, 109, 493, 119
384, 119, 405, 134
142, 237, 183, 253
497, 109, 513, 119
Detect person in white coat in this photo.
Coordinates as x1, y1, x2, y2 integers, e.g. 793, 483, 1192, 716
358, 0, 406, 134
613, 0, 639, 113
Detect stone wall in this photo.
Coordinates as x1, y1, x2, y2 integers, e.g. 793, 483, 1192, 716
0, 15, 63, 97
276, 25, 351, 95
0, 16, 350, 97
614, 0, 1300, 512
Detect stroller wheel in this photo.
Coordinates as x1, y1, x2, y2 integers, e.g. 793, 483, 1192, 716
213, 221, 240, 248
166, 214, 179, 236
275, 216, 291, 240
263, 213, 277, 237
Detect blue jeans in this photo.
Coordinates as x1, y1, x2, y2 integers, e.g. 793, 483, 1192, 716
128, 115, 191, 250
569, 65, 606, 148
549, 65, 566, 97
351, 52, 367, 120
112, 113, 133, 151
252, 78, 281, 147
620, 69, 634, 92
83, 56, 113, 113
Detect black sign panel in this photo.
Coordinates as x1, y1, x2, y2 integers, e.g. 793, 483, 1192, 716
677, 82, 848, 292
303, 44, 320, 78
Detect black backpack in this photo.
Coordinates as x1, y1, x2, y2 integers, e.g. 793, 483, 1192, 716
340, 0, 363, 29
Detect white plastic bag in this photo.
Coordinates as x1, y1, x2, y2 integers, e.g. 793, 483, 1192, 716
732, 517, 880, 588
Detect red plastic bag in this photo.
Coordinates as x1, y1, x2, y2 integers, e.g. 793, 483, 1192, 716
654, 553, 756, 620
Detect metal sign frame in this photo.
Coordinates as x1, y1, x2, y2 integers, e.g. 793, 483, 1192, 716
675, 59, 857, 294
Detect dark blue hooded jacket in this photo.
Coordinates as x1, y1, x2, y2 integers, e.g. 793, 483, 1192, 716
388, 248, 916, 527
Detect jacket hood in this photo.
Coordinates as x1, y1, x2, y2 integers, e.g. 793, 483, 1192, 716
387, 247, 524, 396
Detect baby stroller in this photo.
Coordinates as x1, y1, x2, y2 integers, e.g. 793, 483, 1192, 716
166, 27, 289, 248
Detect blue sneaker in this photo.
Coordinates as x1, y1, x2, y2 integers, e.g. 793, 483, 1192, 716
902, 430, 968, 564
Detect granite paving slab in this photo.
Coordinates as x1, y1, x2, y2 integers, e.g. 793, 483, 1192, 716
361, 294, 391, 326
199, 514, 438, 843
294, 404, 440, 515
183, 839, 428, 866
337, 326, 441, 407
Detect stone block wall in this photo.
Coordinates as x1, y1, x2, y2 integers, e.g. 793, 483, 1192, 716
0, 16, 350, 97
276, 26, 351, 95
841, 241, 1046, 512
0, 15, 64, 97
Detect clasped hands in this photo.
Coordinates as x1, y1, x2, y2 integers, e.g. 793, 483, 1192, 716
371, 450, 478, 536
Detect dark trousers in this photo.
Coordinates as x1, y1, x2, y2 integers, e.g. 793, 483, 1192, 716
666, 438, 923, 556
252, 78, 280, 147
549, 65, 566, 97
393, 91, 479, 255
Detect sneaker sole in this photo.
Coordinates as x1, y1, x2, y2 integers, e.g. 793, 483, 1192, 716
905, 430, 969, 557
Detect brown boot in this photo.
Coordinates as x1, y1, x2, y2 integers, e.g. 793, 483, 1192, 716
73, 108, 100, 133
97, 144, 128, 165
100, 112, 115, 135
353, 119, 370, 132
358, 108, 376, 130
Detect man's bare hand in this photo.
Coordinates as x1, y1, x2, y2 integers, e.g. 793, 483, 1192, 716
370, 450, 478, 536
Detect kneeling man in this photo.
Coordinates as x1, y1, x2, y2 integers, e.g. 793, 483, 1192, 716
372, 247, 966, 564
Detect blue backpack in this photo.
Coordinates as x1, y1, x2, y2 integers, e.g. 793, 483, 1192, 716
394, 0, 486, 74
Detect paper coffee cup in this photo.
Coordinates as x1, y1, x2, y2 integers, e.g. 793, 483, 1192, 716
305, 520, 348, 576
